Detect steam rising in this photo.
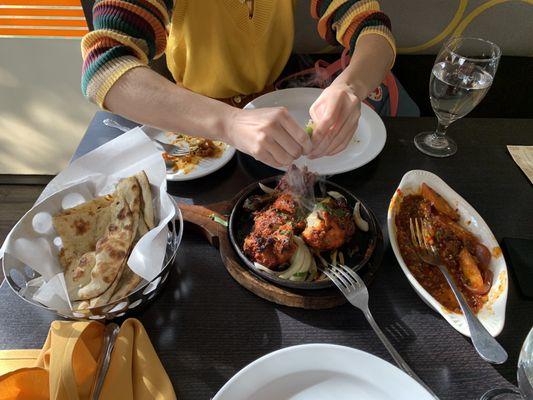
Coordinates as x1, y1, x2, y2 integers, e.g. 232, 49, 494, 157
278, 165, 327, 212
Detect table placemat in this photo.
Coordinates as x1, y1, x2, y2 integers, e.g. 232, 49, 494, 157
508, 145, 533, 184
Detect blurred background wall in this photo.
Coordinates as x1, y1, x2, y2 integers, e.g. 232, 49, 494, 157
0, 0, 95, 175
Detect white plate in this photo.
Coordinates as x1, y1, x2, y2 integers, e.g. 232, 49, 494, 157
213, 344, 433, 400
387, 170, 508, 337
244, 88, 386, 175
141, 126, 236, 181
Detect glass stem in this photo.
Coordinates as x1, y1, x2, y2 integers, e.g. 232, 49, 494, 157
435, 119, 449, 138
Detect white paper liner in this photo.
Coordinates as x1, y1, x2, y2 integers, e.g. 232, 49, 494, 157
0, 127, 176, 312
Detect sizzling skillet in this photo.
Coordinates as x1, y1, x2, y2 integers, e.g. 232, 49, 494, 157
228, 176, 381, 290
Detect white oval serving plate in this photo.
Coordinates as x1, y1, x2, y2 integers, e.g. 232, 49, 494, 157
387, 170, 508, 337
213, 344, 434, 400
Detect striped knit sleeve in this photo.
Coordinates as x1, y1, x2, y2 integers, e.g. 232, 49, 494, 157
81, 0, 173, 107
310, 0, 395, 62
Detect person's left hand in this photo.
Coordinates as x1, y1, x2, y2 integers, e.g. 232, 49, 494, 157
308, 82, 361, 158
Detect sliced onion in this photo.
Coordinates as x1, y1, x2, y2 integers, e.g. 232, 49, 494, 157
258, 182, 275, 194
331, 249, 338, 267
279, 236, 311, 280
474, 243, 491, 267
353, 202, 369, 232
338, 251, 345, 266
461, 269, 493, 295
327, 191, 346, 202
253, 262, 276, 274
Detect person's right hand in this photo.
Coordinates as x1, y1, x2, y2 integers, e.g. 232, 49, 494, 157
223, 107, 312, 167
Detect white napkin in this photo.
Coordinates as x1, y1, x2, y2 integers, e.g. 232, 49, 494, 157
0, 128, 176, 311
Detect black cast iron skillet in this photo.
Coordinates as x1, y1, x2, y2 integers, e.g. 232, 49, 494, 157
228, 176, 381, 290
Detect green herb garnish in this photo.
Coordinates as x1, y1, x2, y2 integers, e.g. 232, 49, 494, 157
292, 271, 308, 278
209, 213, 228, 227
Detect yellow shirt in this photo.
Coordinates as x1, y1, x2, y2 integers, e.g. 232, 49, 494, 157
166, 0, 295, 98
81, 0, 395, 106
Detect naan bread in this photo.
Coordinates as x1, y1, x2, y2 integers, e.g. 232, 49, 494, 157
57, 171, 156, 310
76, 177, 141, 300
53, 195, 113, 269
87, 259, 127, 307
135, 171, 155, 230
110, 266, 142, 302
65, 251, 96, 301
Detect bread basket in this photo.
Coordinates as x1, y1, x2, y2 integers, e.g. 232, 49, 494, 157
2, 201, 183, 320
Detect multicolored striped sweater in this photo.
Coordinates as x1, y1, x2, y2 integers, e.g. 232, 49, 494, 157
81, 0, 395, 107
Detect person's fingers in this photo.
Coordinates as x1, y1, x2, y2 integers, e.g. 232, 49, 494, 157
327, 117, 359, 156
270, 125, 302, 159
309, 104, 350, 158
265, 136, 295, 166
278, 110, 313, 155
258, 150, 283, 168
309, 97, 343, 150
323, 115, 354, 155
309, 97, 346, 158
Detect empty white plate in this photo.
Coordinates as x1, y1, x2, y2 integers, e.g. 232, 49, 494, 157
213, 344, 434, 400
244, 88, 387, 176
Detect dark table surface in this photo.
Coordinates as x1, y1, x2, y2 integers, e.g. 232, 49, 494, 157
1, 112, 533, 400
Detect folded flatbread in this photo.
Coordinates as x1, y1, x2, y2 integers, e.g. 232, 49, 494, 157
52, 195, 113, 269
136, 171, 155, 230
54, 171, 155, 310
64, 251, 96, 301
76, 176, 141, 300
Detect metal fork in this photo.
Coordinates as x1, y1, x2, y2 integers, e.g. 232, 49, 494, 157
103, 118, 190, 157
90, 322, 120, 400
322, 263, 439, 399
409, 218, 507, 364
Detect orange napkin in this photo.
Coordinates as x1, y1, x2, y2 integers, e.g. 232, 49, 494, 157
0, 318, 176, 400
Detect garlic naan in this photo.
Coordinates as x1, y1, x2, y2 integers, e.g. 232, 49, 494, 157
53, 195, 113, 269
76, 177, 141, 300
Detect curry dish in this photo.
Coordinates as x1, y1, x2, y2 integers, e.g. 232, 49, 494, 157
162, 133, 226, 174
395, 184, 493, 314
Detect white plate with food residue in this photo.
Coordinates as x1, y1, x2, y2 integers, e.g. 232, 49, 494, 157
387, 170, 508, 337
142, 126, 236, 181
244, 88, 386, 176
213, 344, 434, 400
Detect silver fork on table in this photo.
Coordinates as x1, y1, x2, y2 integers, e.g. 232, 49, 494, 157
90, 322, 120, 400
103, 118, 190, 158
322, 263, 439, 399
409, 218, 507, 364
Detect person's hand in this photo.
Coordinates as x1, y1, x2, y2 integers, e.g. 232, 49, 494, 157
223, 107, 312, 167
308, 82, 361, 158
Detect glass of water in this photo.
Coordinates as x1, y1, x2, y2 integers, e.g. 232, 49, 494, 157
481, 326, 533, 400
414, 36, 501, 157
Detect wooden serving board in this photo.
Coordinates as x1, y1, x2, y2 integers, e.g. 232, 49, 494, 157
179, 201, 383, 309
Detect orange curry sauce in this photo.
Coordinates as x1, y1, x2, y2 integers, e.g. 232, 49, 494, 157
395, 194, 491, 314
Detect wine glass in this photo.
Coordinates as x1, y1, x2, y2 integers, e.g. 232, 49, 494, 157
481, 326, 533, 399
414, 36, 501, 157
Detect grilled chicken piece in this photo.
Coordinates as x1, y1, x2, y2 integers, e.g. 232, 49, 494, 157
243, 193, 301, 269
302, 198, 355, 251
